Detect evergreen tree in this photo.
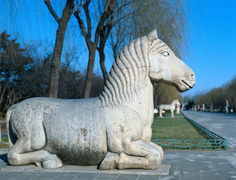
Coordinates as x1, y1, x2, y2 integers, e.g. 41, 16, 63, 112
0, 31, 33, 117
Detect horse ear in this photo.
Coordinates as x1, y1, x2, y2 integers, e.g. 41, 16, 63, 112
147, 29, 158, 41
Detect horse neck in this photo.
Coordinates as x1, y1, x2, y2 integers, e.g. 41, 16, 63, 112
126, 78, 154, 114
171, 100, 177, 105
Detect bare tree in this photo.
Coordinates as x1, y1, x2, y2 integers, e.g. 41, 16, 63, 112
97, 15, 114, 82
195, 76, 236, 112
44, 0, 74, 98
73, 0, 116, 98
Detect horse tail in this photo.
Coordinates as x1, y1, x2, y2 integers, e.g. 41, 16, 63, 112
6, 105, 16, 148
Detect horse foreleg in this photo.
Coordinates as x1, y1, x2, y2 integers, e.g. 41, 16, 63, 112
159, 107, 163, 117
171, 109, 174, 117
99, 137, 164, 170
99, 152, 119, 170
149, 142, 164, 162
117, 139, 163, 170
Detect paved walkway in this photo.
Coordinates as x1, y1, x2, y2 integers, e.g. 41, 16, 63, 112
1, 111, 236, 180
183, 111, 236, 149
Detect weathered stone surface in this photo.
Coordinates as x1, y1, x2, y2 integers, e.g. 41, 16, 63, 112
6, 29, 195, 170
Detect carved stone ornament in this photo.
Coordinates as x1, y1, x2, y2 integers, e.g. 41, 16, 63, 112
6, 30, 195, 170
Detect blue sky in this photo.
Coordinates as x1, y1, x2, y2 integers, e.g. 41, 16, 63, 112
1, 0, 236, 98
182, 0, 236, 97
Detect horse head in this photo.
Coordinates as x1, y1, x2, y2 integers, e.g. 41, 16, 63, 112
148, 30, 195, 92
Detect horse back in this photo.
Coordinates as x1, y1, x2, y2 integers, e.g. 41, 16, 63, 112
10, 97, 107, 165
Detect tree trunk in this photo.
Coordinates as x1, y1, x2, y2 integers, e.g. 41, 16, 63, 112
83, 49, 96, 98
49, 29, 64, 98
0, 73, 13, 110
48, 0, 74, 98
98, 48, 108, 83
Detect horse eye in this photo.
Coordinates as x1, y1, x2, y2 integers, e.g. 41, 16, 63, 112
162, 51, 169, 56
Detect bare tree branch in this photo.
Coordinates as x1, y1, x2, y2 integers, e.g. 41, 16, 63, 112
74, 11, 87, 38
44, 0, 60, 23
94, 0, 115, 45
83, 1, 92, 40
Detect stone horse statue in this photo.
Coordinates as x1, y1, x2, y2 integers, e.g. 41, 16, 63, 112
6, 30, 195, 170
225, 99, 229, 113
159, 99, 181, 118
176, 103, 181, 114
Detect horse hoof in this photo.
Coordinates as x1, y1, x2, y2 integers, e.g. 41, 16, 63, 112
42, 155, 63, 169
35, 162, 41, 167
99, 152, 118, 170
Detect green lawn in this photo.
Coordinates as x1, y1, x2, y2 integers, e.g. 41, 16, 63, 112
0, 137, 8, 149
152, 112, 205, 139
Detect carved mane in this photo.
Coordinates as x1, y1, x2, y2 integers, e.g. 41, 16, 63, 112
99, 35, 167, 107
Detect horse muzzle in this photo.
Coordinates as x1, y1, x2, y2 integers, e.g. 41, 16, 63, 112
177, 72, 195, 92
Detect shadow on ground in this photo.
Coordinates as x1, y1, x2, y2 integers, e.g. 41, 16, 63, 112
0, 154, 8, 164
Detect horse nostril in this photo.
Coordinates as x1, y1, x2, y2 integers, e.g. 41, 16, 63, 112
191, 74, 195, 79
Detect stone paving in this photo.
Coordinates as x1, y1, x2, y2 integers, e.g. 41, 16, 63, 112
1, 111, 236, 180
183, 111, 236, 149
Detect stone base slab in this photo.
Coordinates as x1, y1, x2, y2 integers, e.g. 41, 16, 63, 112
0, 163, 171, 175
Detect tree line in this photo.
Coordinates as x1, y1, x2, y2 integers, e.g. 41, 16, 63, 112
0, 31, 103, 117
193, 77, 236, 112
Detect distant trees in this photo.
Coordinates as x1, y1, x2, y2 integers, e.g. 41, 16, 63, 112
0, 31, 33, 117
153, 83, 181, 108
185, 100, 195, 110
0, 32, 104, 117
194, 76, 236, 112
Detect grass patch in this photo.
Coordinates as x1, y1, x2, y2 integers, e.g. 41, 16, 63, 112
0, 137, 8, 149
1, 137, 8, 142
152, 111, 226, 150
152, 115, 205, 139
